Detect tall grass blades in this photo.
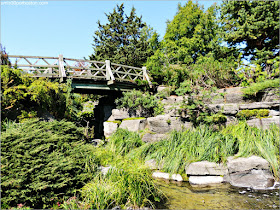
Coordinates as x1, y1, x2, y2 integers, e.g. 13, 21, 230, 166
130, 126, 239, 174
107, 128, 144, 155
62, 161, 165, 209
223, 122, 280, 180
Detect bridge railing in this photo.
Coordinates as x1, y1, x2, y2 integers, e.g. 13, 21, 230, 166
8, 54, 152, 86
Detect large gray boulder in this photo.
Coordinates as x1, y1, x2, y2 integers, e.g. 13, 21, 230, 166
225, 169, 274, 190
227, 156, 270, 173
147, 115, 185, 134
225, 156, 274, 190
107, 109, 130, 121
185, 161, 228, 176
103, 122, 119, 138
119, 118, 147, 132
239, 101, 280, 110
246, 116, 280, 129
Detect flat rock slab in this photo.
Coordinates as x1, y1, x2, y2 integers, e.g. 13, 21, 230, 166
225, 169, 274, 190
186, 161, 228, 176
239, 101, 280, 110
227, 155, 270, 174
103, 122, 119, 138
208, 104, 239, 115
246, 116, 280, 129
119, 118, 147, 132
189, 176, 224, 185
152, 171, 183, 182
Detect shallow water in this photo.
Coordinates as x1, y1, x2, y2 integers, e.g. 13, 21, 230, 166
157, 180, 280, 209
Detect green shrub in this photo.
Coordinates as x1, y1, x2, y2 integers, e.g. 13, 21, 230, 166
242, 79, 280, 98
115, 89, 164, 117
1, 120, 100, 209
236, 109, 270, 120
204, 112, 227, 125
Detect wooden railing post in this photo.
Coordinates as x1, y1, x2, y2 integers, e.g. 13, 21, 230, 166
142, 66, 152, 88
58, 54, 66, 82
105, 60, 115, 85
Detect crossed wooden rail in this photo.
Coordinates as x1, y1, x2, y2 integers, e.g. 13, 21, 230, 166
8, 55, 152, 86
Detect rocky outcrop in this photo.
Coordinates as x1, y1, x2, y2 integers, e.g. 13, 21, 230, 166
185, 161, 228, 176
119, 118, 147, 132
246, 116, 280, 129
239, 101, 280, 110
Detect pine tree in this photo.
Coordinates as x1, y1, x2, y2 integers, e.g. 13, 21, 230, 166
220, 0, 279, 69
90, 4, 154, 67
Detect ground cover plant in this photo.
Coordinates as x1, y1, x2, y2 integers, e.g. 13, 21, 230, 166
1, 119, 99, 209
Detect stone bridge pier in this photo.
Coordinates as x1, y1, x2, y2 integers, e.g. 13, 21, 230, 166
93, 93, 122, 139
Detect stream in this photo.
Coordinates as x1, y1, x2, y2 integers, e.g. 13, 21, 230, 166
156, 180, 280, 209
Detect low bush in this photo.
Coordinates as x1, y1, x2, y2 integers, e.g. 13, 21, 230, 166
242, 78, 280, 98
115, 89, 164, 117
1, 120, 99, 209
236, 109, 270, 120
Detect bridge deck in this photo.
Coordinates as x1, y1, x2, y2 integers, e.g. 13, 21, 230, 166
8, 54, 152, 92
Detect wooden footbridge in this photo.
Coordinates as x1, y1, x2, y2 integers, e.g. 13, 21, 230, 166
8, 54, 152, 94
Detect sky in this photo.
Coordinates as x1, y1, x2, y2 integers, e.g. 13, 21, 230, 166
1, 0, 219, 59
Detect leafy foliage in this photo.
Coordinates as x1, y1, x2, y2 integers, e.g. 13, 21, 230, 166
115, 89, 164, 117
1, 120, 99, 209
1, 66, 67, 121
90, 4, 158, 67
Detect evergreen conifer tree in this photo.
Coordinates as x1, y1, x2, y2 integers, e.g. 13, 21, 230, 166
90, 4, 154, 67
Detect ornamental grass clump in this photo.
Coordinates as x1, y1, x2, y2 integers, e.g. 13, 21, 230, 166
222, 122, 280, 180
107, 128, 144, 155
130, 125, 239, 174
1, 119, 100, 209
62, 160, 165, 209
